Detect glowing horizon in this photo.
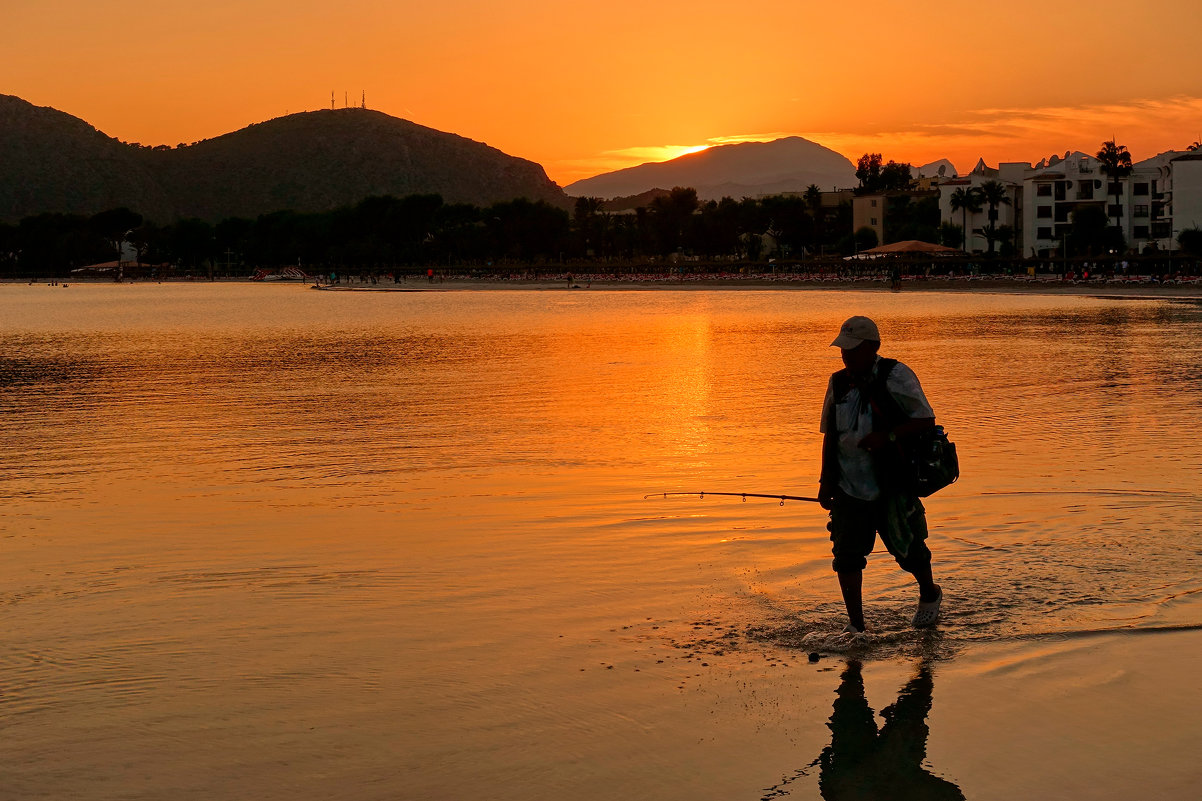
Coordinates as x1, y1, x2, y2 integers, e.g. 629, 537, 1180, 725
5, 0, 1201, 188
17, 92, 1201, 186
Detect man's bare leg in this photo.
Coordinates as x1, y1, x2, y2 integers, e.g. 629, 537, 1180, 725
910, 562, 941, 603
837, 570, 865, 631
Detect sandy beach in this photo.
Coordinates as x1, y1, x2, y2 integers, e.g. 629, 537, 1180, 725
920, 627, 1202, 799
632, 625, 1202, 800
511, 621, 1202, 800
306, 273, 1202, 299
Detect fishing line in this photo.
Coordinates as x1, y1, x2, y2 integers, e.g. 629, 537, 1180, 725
979, 489, 1193, 498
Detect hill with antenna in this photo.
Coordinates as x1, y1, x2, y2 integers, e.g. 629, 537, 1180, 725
0, 95, 568, 222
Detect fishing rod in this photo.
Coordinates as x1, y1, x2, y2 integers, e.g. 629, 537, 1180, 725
644, 491, 820, 506
648, 488, 1190, 506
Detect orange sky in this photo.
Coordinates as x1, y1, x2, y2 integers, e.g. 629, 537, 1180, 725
5, 0, 1202, 186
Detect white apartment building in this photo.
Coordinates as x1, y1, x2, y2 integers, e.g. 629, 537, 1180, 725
1023, 150, 1181, 257
935, 149, 1202, 257
1169, 152, 1202, 241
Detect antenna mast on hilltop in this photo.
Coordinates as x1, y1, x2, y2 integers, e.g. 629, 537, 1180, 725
331, 91, 334, 110
344, 91, 348, 108
361, 90, 366, 109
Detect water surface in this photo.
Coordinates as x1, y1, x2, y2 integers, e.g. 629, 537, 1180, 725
3, 284, 1201, 799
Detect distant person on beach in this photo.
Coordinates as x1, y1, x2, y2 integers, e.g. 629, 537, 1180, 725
818, 316, 943, 633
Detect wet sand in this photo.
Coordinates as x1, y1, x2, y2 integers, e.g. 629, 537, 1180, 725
577, 625, 1202, 800
920, 627, 1202, 799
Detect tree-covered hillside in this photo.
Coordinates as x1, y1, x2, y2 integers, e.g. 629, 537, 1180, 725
0, 96, 568, 223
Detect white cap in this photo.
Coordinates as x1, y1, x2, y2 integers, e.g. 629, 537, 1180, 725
830, 316, 880, 349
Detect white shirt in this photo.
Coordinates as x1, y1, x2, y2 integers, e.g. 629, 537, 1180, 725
819, 356, 934, 501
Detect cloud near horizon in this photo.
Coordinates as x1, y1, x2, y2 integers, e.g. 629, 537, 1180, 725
554, 96, 1202, 186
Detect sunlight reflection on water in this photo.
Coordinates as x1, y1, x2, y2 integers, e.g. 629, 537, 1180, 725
3, 284, 1202, 799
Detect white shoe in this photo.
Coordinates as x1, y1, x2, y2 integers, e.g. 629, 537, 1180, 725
913, 588, 943, 628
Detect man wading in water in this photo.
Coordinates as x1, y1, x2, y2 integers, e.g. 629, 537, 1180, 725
818, 316, 943, 633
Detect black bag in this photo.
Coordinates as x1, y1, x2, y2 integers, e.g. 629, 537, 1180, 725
903, 424, 959, 497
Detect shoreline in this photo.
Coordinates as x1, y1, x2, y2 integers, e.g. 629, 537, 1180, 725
315, 276, 1202, 298
9, 275, 1202, 299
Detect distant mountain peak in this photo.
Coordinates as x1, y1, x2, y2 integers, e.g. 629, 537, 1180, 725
566, 136, 857, 200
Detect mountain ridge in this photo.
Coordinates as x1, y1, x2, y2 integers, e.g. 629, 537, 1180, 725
0, 95, 568, 222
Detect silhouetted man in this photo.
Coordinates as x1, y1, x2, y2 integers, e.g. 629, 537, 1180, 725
818, 316, 943, 632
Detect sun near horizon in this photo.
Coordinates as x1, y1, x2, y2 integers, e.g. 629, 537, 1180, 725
655, 144, 712, 161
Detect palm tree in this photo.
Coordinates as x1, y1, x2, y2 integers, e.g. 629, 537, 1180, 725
977, 180, 1012, 256
1096, 140, 1133, 231
573, 196, 605, 257
948, 186, 982, 251
803, 184, 823, 214
991, 224, 1016, 257
803, 184, 823, 254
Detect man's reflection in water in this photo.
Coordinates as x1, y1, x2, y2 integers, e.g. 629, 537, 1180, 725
818, 660, 964, 800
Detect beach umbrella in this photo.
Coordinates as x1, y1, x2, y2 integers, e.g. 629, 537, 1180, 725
857, 240, 965, 256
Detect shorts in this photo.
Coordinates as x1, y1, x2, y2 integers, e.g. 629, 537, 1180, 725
827, 489, 932, 574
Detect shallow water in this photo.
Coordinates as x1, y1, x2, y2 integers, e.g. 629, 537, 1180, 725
2, 283, 1201, 799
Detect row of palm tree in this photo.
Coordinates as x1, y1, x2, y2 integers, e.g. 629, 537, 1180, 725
947, 180, 1012, 254
942, 140, 1142, 257
950, 141, 1133, 256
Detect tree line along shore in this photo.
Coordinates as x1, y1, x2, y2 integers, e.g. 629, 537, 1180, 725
3, 184, 1201, 282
